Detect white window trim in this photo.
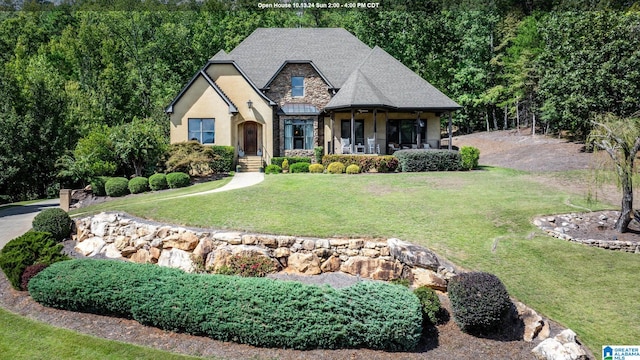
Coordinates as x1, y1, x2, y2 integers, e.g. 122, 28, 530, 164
188, 118, 215, 144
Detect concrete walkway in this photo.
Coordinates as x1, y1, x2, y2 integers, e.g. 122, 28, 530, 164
173, 171, 264, 198
0, 199, 59, 249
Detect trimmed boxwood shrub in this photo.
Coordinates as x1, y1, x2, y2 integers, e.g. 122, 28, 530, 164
105, 177, 129, 197
326, 162, 345, 174
166, 172, 190, 189
460, 146, 480, 170
448, 272, 512, 335
0, 231, 68, 290
375, 156, 399, 173
290, 162, 310, 173
322, 155, 377, 172
271, 157, 311, 167
149, 173, 168, 191
414, 286, 443, 325
90, 176, 109, 196
309, 164, 324, 173
29, 259, 422, 351
32, 208, 73, 242
346, 164, 360, 174
394, 149, 462, 172
128, 177, 149, 194
265, 164, 282, 174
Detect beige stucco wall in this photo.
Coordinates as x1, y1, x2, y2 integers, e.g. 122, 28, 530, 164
169, 75, 234, 146
206, 64, 274, 162
326, 111, 442, 154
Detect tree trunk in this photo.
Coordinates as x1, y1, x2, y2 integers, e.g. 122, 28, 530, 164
615, 171, 633, 232
492, 106, 498, 131
503, 104, 508, 130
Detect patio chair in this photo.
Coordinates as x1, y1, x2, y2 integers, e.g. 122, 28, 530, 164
367, 137, 376, 154
341, 138, 350, 154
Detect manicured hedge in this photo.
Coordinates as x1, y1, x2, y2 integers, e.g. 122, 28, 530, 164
289, 162, 310, 173
375, 155, 399, 173
271, 157, 311, 167
104, 177, 129, 197
29, 259, 422, 351
265, 164, 282, 174
90, 176, 109, 196
0, 231, 68, 290
460, 146, 480, 170
32, 208, 73, 242
448, 272, 512, 336
394, 150, 462, 172
322, 155, 377, 172
149, 173, 168, 191
128, 177, 149, 194
166, 172, 190, 189
209, 145, 235, 173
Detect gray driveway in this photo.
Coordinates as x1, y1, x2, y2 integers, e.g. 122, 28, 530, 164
0, 199, 59, 249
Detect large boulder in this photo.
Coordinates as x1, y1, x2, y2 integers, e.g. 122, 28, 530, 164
532, 329, 589, 360
162, 231, 199, 251
516, 301, 549, 342
411, 267, 447, 291
340, 256, 403, 280
287, 252, 321, 275
75, 237, 106, 257
387, 238, 440, 270
158, 248, 195, 272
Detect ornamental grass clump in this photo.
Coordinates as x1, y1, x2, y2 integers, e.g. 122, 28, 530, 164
29, 259, 422, 351
32, 208, 73, 242
448, 272, 512, 336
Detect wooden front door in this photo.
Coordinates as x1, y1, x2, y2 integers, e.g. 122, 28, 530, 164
244, 122, 258, 155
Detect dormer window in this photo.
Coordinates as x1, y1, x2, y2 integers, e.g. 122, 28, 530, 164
291, 76, 304, 97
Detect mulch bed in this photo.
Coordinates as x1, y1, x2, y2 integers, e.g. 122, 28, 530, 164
0, 268, 539, 360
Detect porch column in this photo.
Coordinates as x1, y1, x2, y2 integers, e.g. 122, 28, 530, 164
385, 110, 389, 155
350, 108, 355, 153
373, 108, 377, 154
416, 111, 422, 148
330, 112, 335, 154
448, 112, 453, 151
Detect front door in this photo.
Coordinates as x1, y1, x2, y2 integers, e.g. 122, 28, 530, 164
244, 122, 258, 155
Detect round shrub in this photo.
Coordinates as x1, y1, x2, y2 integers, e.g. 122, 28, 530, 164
265, 164, 282, 174
32, 208, 73, 242
149, 173, 168, 191
289, 162, 310, 173
414, 286, 443, 325
346, 164, 360, 174
166, 172, 191, 189
90, 176, 109, 196
460, 146, 480, 170
21, 263, 49, 291
448, 272, 512, 335
128, 177, 149, 194
0, 231, 68, 290
105, 177, 129, 197
309, 164, 324, 173
326, 161, 345, 174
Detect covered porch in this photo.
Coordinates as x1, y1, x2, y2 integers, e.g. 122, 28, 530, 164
325, 108, 455, 156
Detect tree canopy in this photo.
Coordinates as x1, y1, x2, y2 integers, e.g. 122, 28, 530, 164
1, 0, 639, 200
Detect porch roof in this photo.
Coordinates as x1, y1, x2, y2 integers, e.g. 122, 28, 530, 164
277, 103, 321, 116
325, 47, 461, 112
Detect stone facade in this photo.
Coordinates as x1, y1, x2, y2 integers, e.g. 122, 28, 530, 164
72, 212, 452, 288
265, 63, 332, 157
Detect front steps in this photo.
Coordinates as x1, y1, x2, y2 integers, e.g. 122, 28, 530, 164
237, 156, 263, 172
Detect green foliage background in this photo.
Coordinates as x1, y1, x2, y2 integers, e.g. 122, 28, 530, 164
1, 0, 639, 200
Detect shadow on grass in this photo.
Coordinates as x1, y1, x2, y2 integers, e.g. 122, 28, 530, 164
0, 202, 58, 218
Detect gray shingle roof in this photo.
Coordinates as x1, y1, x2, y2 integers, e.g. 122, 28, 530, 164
326, 46, 461, 111
214, 28, 372, 89
210, 28, 461, 111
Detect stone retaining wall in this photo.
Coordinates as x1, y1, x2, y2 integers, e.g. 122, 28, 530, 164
73, 212, 455, 290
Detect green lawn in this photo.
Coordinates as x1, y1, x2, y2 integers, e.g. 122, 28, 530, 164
0, 308, 205, 360
64, 167, 639, 355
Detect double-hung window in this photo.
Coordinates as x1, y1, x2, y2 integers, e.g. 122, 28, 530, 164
341, 120, 364, 145
188, 118, 215, 144
284, 119, 314, 150
291, 76, 304, 97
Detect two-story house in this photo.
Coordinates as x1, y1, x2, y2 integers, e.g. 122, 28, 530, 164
166, 28, 461, 169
